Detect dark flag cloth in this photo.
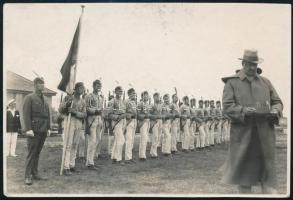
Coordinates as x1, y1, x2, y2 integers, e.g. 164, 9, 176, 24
57, 18, 81, 93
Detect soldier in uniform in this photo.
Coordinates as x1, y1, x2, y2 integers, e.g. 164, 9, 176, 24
137, 91, 151, 161
190, 98, 201, 149
180, 96, 191, 152
215, 100, 223, 144
59, 82, 87, 175
189, 98, 196, 151
197, 99, 206, 149
23, 77, 51, 185
203, 100, 211, 148
84, 80, 104, 170
161, 94, 172, 156
149, 92, 162, 158
170, 94, 180, 154
108, 86, 127, 164
209, 100, 217, 146
124, 88, 137, 164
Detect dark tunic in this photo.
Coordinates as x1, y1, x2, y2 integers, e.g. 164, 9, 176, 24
7, 110, 21, 133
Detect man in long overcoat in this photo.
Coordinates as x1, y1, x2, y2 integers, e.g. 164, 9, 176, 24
221, 49, 283, 194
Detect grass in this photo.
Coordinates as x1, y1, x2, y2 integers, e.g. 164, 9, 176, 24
5, 132, 288, 196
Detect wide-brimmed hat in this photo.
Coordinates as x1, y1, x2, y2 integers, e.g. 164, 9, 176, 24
238, 49, 263, 64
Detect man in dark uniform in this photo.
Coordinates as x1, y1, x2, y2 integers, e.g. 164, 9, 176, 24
22, 77, 51, 185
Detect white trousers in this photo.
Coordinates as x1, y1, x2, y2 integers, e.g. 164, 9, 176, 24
198, 124, 206, 148
189, 122, 195, 150
193, 122, 200, 148
157, 120, 163, 147
77, 130, 86, 157
162, 120, 171, 154
6, 132, 18, 156
63, 117, 83, 169
150, 120, 161, 157
111, 119, 126, 161
86, 115, 103, 166
125, 119, 137, 160
108, 135, 114, 155
210, 121, 215, 145
182, 119, 190, 150
204, 121, 211, 146
139, 119, 150, 159
215, 120, 222, 144
171, 118, 179, 152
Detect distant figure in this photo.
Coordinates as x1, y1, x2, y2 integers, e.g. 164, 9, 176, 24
221, 49, 283, 194
6, 99, 21, 157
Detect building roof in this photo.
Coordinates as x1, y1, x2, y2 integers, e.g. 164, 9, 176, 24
6, 70, 57, 96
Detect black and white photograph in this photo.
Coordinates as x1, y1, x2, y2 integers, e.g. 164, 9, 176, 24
3, 3, 290, 197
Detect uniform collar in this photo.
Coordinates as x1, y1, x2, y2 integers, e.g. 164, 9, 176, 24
238, 69, 260, 81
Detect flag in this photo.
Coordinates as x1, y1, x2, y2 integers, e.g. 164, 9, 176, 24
57, 17, 81, 93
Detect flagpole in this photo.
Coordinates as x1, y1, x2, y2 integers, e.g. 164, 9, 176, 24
60, 5, 85, 176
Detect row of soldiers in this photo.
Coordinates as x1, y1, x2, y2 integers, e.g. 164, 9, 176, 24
58, 80, 231, 175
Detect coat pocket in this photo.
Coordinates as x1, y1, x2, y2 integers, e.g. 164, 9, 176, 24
32, 102, 42, 113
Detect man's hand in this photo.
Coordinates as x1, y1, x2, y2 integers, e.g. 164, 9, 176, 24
26, 130, 34, 137
243, 107, 256, 116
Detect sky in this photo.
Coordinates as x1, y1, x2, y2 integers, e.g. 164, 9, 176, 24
3, 3, 291, 117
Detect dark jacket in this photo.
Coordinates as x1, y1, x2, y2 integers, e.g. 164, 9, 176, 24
6, 110, 21, 132
22, 92, 51, 133
221, 69, 283, 187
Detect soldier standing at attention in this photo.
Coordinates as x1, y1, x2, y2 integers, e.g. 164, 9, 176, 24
59, 82, 87, 175
149, 92, 162, 158
215, 100, 223, 144
137, 91, 151, 161
108, 86, 127, 165
124, 88, 137, 164
180, 96, 191, 153
23, 77, 51, 185
170, 94, 180, 154
189, 98, 196, 151
209, 100, 217, 146
84, 80, 104, 170
203, 100, 211, 149
161, 94, 172, 156
197, 100, 206, 149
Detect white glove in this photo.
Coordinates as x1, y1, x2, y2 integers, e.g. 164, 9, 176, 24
47, 130, 51, 137
26, 130, 34, 137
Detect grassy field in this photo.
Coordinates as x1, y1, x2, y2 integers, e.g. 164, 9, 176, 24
5, 132, 288, 196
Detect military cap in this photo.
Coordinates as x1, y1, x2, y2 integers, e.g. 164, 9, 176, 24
153, 92, 160, 97
33, 77, 44, 84
204, 100, 209, 103
127, 88, 135, 95
115, 86, 123, 92
93, 79, 101, 86
216, 100, 221, 103
163, 94, 169, 98
190, 98, 196, 101
141, 91, 148, 96
74, 82, 84, 90
210, 100, 214, 103
182, 96, 189, 101
172, 94, 177, 99
198, 99, 203, 103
